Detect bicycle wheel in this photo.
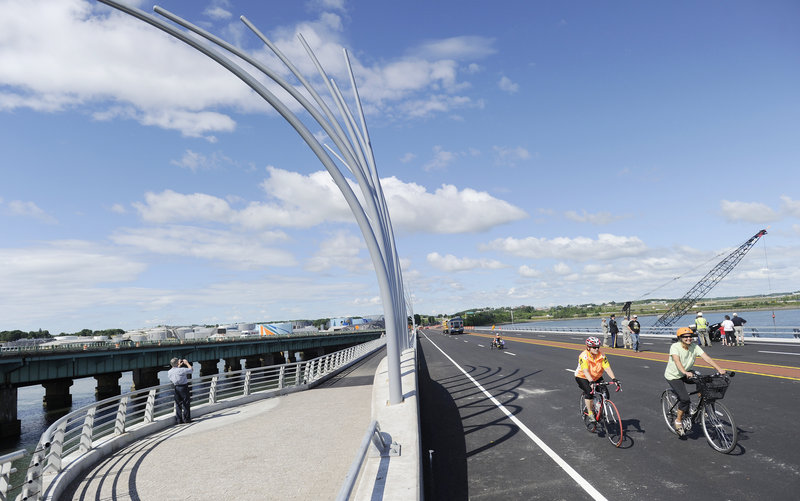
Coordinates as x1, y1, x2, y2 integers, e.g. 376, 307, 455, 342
702, 401, 737, 453
603, 399, 623, 447
579, 395, 596, 432
661, 389, 679, 436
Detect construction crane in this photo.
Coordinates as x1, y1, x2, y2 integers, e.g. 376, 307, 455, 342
652, 229, 768, 328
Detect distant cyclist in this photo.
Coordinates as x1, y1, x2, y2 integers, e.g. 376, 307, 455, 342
665, 327, 726, 435
575, 336, 620, 421
493, 333, 504, 348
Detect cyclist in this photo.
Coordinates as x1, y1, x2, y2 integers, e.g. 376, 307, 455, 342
665, 327, 726, 436
575, 336, 620, 421
493, 333, 504, 348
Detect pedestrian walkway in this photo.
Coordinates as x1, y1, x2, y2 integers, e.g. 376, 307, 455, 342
61, 350, 384, 501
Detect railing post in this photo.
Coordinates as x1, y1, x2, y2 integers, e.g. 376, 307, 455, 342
114, 396, 129, 436
209, 376, 218, 404
278, 366, 285, 389
144, 389, 157, 423
297, 363, 304, 385
44, 420, 67, 474
244, 370, 252, 396
79, 407, 97, 454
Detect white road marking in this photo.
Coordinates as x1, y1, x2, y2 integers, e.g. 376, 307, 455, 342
425, 336, 608, 501
505, 351, 517, 356
759, 350, 800, 356
478, 344, 486, 348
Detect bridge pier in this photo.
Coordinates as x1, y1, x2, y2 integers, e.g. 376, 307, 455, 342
0, 384, 21, 439
131, 367, 160, 390
42, 378, 73, 409
95, 372, 122, 400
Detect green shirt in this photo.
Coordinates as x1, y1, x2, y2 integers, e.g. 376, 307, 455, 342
664, 342, 705, 380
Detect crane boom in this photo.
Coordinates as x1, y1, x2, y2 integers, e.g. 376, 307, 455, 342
653, 229, 767, 327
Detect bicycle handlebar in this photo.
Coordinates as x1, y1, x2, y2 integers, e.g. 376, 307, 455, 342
590, 380, 621, 394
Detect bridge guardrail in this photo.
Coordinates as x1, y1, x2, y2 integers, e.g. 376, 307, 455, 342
470, 325, 800, 340
6, 337, 385, 501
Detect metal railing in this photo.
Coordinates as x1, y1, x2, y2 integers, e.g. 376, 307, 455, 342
5, 337, 385, 501
471, 325, 800, 340
336, 420, 400, 501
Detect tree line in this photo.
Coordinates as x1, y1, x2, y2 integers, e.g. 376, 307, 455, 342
1, 328, 126, 343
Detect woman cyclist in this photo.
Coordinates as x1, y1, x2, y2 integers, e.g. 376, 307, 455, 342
575, 336, 620, 421
665, 327, 726, 435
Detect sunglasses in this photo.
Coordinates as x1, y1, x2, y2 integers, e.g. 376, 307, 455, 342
679, 335, 696, 339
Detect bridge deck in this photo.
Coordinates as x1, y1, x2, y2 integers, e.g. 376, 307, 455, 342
61, 350, 383, 501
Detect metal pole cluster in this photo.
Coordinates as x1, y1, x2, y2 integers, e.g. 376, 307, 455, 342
97, 1, 407, 404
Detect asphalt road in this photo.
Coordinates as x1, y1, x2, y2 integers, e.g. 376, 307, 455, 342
418, 328, 800, 501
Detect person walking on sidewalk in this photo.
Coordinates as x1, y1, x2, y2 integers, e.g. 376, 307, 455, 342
629, 315, 641, 352
732, 313, 747, 346
168, 358, 193, 424
695, 312, 710, 347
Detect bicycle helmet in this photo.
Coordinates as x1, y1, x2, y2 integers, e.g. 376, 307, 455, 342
586, 336, 601, 348
676, 327, 694, 337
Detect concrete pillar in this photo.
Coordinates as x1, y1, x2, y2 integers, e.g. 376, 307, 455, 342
131, 367, 160, 391
42, 378, 73, 410
224, 358, 242, 373
199, 359, 219, 377
0, 384, 21, 439
95, 372, 122, 400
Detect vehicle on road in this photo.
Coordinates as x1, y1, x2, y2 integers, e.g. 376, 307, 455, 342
579, 380, 623, 447
661, 371, 737, 453
449, 316, 464, 335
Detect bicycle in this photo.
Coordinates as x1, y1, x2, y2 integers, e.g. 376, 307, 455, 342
579, 380, 623, 447
660, 371, 737, 453
490, 339, 505, 350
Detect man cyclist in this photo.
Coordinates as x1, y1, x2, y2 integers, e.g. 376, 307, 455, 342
665, 327, 726, 436
575, 336, 620, 421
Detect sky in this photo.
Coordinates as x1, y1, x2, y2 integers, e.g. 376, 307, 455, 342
1, 0, 799, 334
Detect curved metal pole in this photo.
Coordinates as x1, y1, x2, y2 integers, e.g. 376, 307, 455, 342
98, 0, 404, 404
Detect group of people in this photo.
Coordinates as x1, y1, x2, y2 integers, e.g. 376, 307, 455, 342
693, 311, 747, 347
600, 314, 641, 352
575, 327, 726, 436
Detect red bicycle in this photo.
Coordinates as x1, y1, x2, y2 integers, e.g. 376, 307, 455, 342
579, 380, 623, 447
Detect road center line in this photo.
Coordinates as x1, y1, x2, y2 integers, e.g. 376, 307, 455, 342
424, 334, 608, 501
759, 350, 800, 356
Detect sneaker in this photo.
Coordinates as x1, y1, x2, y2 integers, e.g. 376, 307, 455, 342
674, 420, 685, 436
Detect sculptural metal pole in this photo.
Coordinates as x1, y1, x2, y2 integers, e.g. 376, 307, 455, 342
97, 0, 406, 403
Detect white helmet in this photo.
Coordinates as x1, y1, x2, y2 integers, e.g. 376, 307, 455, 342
697, 312, 703, 317
733, 313, 738, 317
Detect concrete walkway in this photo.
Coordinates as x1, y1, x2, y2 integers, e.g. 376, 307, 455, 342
62, 350, 383, 501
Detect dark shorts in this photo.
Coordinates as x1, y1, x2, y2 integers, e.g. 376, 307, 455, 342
575, 376, 603, 399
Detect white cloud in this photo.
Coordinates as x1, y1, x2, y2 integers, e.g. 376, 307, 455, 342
518, 265, 541, 278
482, 233, 647, 261
780, 196, 800, 218
553, 262, 572, 275
110, 225, 295, 270
170, 150, 234, 172
423, 145, 458, 171
426, 252, 506, 272
498, 75, 519, 93
399, 152, 416, 163
409, 36, 496, 60
564, 209, 623, 225
4, 200, 57, 223
305, 232, 369, 273
720, 200, 778, 223
493, 145, 530, 166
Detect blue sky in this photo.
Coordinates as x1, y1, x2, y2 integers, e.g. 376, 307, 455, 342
1, 0, 798, 334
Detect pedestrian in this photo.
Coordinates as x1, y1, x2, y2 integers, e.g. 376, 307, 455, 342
609, 314, 619, 348
732, 313, 747, 346
168, 357, 193, 424
695, 312, 710, 347
621, 316, 632, 349
601, 317, 609, 347
622, 316, 633, 348
720, 315, 735, 347
629, 315, 641, 352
